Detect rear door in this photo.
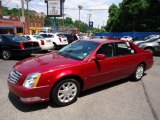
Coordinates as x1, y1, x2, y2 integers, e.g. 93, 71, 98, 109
112, 42, 138, 78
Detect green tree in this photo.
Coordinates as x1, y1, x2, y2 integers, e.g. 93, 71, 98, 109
106, 4, 120, 32
106, 0, 160, 32
44, 17, 53, 27
74, 20, 88, 33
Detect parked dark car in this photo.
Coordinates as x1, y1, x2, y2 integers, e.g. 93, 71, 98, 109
62, 34, 78, 43
0, 34, 40, 60
131, 37, 145, 42
137, 37, 160, 54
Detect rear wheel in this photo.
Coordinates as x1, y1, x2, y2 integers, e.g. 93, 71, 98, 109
53, 43, 58, 50
51, 79, 80, 107
1, 49, 12, 60
132, 64, 145, 81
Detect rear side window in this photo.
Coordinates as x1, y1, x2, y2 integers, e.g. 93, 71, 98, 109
26, 36, 31, 40
115, 42, 135, 56
40, 34, 47, 38
0, 36, 3, 42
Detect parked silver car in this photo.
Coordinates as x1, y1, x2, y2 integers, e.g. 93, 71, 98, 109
137, 38, 160, 54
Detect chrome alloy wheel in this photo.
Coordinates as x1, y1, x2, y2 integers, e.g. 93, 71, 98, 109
58, 82, 77, 103
136, 66, 144, 79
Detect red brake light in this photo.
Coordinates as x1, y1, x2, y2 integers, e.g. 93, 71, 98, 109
20, 42, 24, 49
41, 40, 45, 45
59, 38, 62, 42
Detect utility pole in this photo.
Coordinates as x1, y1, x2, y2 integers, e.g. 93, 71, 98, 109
21, 0, 25, 34
88, 13, 92, 25
26, 0, 30, 34
78, 5, 83, 21
103, 20, 105, 29
21, 0, 24, 18
0, 0, 2, 18
62, 2, 65, 32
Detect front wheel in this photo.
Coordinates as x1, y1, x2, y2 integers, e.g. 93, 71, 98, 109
51, 79, 80, 107
1, 49, 12, 60
132, 64, 145, 81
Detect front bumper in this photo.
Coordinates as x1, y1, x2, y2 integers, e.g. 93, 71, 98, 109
8, 81, 51, 104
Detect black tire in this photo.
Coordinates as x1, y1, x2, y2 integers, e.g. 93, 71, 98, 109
132, 64, 145, 81
51, 79, 80, 107
53, 43, 58, 50
144, 48, 155, 55
1, 49, 12, 60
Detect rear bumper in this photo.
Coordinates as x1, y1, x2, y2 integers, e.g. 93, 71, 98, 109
8, 81, 51, 104
40, 45, 54, 50
12, 47, 41, 56
56, 42, 68, 46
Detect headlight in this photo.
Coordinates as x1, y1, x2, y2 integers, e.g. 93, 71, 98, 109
23, 73, 41, 88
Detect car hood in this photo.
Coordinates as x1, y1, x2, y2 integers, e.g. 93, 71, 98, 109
138, 41, 159, 46
134, 41, 144, 45
13, 52, 80, 76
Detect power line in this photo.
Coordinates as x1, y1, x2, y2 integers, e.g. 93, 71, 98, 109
31, 3, 108, 11
3, 0, 12, 6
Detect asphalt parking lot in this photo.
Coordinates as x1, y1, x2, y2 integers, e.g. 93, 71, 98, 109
0, 54, 160, 120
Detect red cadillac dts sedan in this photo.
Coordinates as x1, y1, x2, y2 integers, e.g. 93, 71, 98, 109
8, 39, 153, 106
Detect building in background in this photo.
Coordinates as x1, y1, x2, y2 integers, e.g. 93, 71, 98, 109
24, 18, 44, 35
0, 16, 24, 35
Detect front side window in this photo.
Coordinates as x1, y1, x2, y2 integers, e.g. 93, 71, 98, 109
47, 34, 54, 38
97, 43, 114, 58
115, 42, 135, 56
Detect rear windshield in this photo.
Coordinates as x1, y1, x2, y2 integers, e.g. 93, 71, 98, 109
57, 34, 66, 38
33, 35, 44, 40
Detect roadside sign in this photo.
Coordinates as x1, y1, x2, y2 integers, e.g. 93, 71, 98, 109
89, 21, 93, 29
45, 0, 63, 17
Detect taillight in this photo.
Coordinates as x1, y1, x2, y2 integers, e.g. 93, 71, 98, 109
59, 38, 62, 42
20, 42, 24, 49
72, 38, 75, 41
41, 40, 45, 45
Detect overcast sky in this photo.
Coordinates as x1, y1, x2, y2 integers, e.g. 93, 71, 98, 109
2, 0, 122, 28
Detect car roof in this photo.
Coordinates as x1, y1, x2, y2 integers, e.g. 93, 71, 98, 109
0, 34, 15, 36
83, 39, 126, 44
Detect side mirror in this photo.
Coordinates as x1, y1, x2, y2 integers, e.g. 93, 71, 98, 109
96, 54, 106, 60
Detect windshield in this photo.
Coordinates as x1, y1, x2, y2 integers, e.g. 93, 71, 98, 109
58, 40, 99, 61
5, 35, 27, 41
